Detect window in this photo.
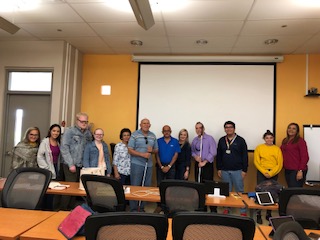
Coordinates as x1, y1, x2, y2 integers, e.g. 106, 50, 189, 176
8, 72, 52, 92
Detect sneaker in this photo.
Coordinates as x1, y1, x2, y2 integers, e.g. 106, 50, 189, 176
240, 213, 247, 217
222, 209, 229, 214
256, 215, 263, 224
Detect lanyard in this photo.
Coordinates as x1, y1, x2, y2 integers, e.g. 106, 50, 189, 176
225, 134, 237, 150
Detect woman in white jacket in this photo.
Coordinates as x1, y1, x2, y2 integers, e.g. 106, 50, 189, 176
37, 124, 61, 179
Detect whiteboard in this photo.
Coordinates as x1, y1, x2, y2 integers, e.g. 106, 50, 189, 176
138, 63, 275, 151
304, 125, 320, 181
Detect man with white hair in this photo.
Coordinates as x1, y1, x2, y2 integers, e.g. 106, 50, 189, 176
128, 118, 158, 212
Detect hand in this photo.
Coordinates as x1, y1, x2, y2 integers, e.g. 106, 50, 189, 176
147, 146, 153, 153
142, 152, 151, 159
162, 166, 170, 173
241, 171, 247, 179
184, 170, 189, 180
198, 160, 207, 167
114, 173, 121, 180
69, 165, 76, 173
194, 156, 201, 162
217, 170, 222, 178
296, 171, 303, 181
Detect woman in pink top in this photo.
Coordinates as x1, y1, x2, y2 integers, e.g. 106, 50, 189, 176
280, 123, 309, 187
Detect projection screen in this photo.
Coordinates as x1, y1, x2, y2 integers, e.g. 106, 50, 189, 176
137, 63, 276, 151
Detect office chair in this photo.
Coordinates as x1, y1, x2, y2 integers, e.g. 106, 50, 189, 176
85, 212, 168, 240
273, 221, 309, 240
81, 174, 126, 212
1, 167, 52, 209
278, 188, 320, 229
159, 179, 206, 217
172, 212, 256, 240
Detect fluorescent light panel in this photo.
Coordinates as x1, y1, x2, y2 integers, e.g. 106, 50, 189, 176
0, 16, 20, 34
129, 0, 155, 30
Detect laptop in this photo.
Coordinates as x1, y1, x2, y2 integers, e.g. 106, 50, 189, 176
268, 215, 295, 237
204, 180, 229, 196
255, 191, 275, 206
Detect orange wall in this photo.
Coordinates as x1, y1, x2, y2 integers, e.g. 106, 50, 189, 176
81, 54, 320, 191
81, 55, 138, 144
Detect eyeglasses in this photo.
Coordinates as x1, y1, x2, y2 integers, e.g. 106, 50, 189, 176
144, 137, 148, 145
78, 119, 88, 124
29, 134, 39, 137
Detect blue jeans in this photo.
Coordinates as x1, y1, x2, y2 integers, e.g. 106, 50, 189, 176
221, 170, 246, 214
129, 163, 152, 211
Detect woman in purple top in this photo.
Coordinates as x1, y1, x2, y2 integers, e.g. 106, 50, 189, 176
37, 124, 61, 179
191, 122, 217, 183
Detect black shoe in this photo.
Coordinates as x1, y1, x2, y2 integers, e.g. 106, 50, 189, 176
266, 213, 272, 221
153, 206, 162, 213
256, 215, 263, 224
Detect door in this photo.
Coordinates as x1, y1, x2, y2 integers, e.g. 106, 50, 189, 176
2, 94, 51, 177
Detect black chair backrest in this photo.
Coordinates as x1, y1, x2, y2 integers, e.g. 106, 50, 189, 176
273, 221, 309, 240
81, 174, 126, 212
85, 212, 168, 240
1, 167, 52, 209
172, 212, 256, 240
279, 188, 320, 229
160, 179, 206, 217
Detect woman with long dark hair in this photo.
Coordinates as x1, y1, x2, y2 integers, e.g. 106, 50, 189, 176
37, 124, 61, 179
281, 123, 309, 187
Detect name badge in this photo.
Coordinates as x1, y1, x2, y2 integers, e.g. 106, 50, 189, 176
226, 150, 231, 154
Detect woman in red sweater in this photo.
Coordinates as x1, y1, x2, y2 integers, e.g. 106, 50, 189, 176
280, 123, 309, 187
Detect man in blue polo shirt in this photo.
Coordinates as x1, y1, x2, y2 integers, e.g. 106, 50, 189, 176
156, 125, 181, 184
154, 125, 180, 213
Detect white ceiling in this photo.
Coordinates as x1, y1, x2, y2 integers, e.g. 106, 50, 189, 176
1, 0, 320, 55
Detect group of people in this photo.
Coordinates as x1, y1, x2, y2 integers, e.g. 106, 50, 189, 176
10, 112, 309, 216
10, 112, 130, 210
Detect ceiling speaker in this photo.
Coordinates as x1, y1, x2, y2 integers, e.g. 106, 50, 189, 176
129, 0, 155, 30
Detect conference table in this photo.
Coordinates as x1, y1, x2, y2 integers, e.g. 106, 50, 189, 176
45, 181, 245, 208
1, 178, 253, 210
18, 210, 266, 240
240, 193, 278, 218
0, 208, 56, 240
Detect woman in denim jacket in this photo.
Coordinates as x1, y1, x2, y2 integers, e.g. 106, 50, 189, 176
83, 128, 112, 176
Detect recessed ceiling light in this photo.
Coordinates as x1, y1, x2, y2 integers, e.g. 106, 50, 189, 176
264, 39, 279, 45
130, 40, 143, 46
196, 39, 208, 45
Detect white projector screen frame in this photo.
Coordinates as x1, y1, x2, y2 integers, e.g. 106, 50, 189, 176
137, 63, 276, 151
